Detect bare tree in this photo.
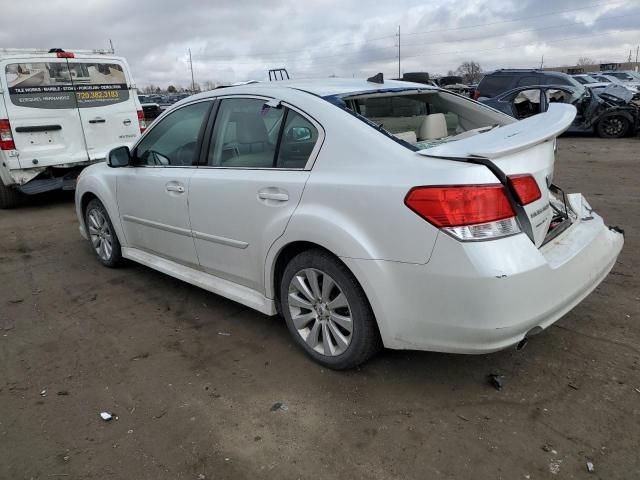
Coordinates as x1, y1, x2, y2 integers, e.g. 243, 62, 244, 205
456, 61, 483, 83
576, 57, 595, 66
201, 80, 217, 91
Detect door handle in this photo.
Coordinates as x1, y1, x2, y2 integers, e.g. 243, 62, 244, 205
89, 118, 106, 124
166, 184, 185, 193
258, 190, 288, 201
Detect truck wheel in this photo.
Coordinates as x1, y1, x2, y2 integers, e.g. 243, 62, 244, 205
596, 115, 630, 138
279, 249, 382, 369
84, 198, 123, 267
0, 181, 22, 209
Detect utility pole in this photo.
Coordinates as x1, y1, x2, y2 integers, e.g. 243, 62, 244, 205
636, 45, 639, 63
188, 48, 195, 93
109, 39, 114, 53
397, 25, 401, 78
540, 55, 544, 69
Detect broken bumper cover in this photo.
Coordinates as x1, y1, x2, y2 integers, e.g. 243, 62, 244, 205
342, 197, 624, 354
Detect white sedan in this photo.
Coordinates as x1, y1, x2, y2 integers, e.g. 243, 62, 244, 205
75, 77, 624, 369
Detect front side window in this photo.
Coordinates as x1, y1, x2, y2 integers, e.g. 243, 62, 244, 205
208, 98, 318, 169
135, 101, 210, 166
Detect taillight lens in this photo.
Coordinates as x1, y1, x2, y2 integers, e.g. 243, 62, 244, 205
137, 110, 147, 133
405, 184, 520, 241
56, 51, 75, 58
508, 174, 541, 205
473, 89, 481, 100
0, 119, 16, 150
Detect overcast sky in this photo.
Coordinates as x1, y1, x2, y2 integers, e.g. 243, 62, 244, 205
1, 0, 639, 88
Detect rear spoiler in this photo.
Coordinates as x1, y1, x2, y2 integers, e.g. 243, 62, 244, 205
417, 104, 576, 159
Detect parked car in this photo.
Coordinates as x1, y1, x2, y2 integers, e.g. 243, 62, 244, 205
473, 69, 581, 100
481, 82, 639, 138
0, 48, 144, 208
589, 73, 640, 94
75, 77, 623, 368
571, 74, 609, 91
601, 70, 640, 90
138, 94, 163, 120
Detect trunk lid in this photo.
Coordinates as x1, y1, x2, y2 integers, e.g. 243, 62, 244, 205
417, 104, 576, 247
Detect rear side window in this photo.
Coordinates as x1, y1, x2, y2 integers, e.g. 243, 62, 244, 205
516, 76, 541, 87
543, 75, 570, 86
208, 98, 318, 169
5, 60, 130, 109
478, 75, 514, 97
135, 101, 211, 166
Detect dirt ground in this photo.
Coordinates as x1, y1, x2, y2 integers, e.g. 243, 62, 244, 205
1, 136, 638, 480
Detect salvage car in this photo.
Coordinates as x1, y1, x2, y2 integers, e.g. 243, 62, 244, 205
481, 82, 639, 138
75, 77, 624, 369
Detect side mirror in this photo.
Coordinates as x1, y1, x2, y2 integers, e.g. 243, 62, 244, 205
108, 146, 131, 167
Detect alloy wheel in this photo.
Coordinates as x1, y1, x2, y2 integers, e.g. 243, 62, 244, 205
87, 208, 113, 262
288, 268, 353, 356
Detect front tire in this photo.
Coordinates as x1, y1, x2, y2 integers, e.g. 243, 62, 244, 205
280, 249, 381, 369
596, 114, 631, 138
0, 181, 22, 209
84, 198, 122, 267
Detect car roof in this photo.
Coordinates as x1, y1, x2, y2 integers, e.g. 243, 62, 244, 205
195, 78, 438, 100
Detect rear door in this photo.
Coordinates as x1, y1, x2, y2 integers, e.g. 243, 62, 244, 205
188, 97, 322, 292
67, 57, 140, 160
2, 57, 88, 168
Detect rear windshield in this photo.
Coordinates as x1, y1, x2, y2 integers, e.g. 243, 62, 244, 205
477, 74, 514, 97
343, 90, 512, 150
5, 61, 129, 109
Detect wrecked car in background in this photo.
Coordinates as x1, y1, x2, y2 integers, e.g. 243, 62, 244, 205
481, 82, 640, 138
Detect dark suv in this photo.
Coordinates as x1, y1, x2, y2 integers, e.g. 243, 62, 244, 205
474, 69, 580, 100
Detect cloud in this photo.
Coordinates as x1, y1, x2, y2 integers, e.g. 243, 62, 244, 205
1, 0, 638, 87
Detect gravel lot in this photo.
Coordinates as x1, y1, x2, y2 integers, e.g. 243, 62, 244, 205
1, 136, 638, 480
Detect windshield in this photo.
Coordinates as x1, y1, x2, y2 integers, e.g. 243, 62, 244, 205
573, 75, 597, 84
591, 75, 611, 83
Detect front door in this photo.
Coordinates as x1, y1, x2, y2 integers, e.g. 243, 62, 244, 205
188, 97, 322, 292
117, 100, 212, 267
2, 57, 88, 169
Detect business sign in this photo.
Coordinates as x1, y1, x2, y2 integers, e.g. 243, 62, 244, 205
5, 62, 129, 109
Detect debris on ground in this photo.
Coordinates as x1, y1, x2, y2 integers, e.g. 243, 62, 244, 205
457, 414, 470, 422
100, 411, 117, 421
8, 298, 24, 304
568, 383, 579, 390
270, 402, 288, 412
217, 332, 231, 336
487, 374, 505, 391
57, 390, 69, 396
587, 461, 595, 473
39, 389, 46, 397
198, 474, 206, 480
542, 444, 553, 453
549, 459, 562, 475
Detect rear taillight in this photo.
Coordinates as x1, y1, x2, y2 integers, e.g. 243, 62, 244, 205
137, 110, 147, 133
56, 51, 75, 58
0, 119, 16, 150
473, 89, 481, 100
405, 184, 520, 241
507, 174, 541, 205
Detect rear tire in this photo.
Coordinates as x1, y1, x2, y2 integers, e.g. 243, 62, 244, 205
0, 181, 22, 209
596, 114, 631, 138
84, 198, 123, 267
279, 249, 381, 369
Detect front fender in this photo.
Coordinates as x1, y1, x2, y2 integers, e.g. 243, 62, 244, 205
75, 165, 125, 246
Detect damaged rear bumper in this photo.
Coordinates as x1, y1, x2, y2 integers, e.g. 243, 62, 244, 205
341, 194, 624, 353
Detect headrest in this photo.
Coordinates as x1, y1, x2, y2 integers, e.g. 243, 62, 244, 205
418, 113, 448, 141
231, 112, 268, 143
